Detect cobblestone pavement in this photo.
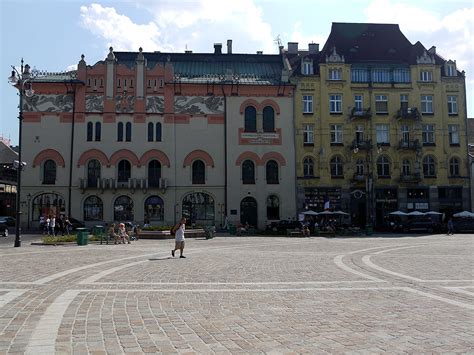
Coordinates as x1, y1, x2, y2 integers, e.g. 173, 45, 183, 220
0, 233, 473, 354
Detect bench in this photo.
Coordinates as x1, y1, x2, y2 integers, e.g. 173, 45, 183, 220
286, 229, 305, 237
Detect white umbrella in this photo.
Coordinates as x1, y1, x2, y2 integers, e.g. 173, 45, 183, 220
302, 210, 319, 216
425, 211, 442, 215
389, 211, 407, 216
407, 211, 425, 216
453, 211, 474, 218
318, 211, 333, 215
333, 210, 349, 216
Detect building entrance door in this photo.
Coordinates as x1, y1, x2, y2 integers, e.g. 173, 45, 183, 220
240, 197, 257, 227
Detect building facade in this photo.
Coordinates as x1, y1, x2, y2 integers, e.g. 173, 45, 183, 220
290, 23, 469, 228
18, 43, 296, 229
0, 140, 18, 218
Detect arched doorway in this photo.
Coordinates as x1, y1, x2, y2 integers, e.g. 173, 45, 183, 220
114, 195, 134, 221
181, 192, 214, 225
32, 193, 65, 222
240, 197, 257, 227
144, 195, 164, 223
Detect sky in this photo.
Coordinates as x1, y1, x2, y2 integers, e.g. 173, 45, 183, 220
1, 0, 473, 146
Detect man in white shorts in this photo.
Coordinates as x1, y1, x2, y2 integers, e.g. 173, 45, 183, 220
171, 217, 186, 258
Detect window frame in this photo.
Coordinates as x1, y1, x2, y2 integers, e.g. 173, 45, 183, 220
448, 95, 458, 115
330, 156, 344, 178
421, 95, 433, 114
302, 95, 313, 114
303, 124, 314, 144
303, 157, 314, 177
449, 157, 460, 177
330, 124, 343, 144
376, 124, 390, 144
422, 124, 435, 145
329, 94, 342, 113
375, 94, 388, 114
242, 160, 256, 184
192, 160, 206, 184
448, 125, 460, 145
423, 155, 436, 178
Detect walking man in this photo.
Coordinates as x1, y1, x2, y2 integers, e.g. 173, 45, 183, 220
171, 217, 186, 258
447, 217, 454, 236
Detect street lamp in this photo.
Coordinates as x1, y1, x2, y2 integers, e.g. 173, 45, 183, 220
8, 59, 36, 247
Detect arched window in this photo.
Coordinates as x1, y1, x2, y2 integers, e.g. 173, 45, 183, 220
83, 195, 103, 221
355, 159, 364, 176
31, 193, 65, 222
118, 160, 131, 182
43, 160, 57, 184
148, 160, 161, 187
402, 159, 410, 176
263, 106, 275, 132
192, 160, 205, 184
147, 122, 154, 142
330, 156, 343, 177
144, 195, 164, 222
240, 197, 257, 227
125, 122, 132, 141
182, 192, 215, 222
266, 160, 279, 184
156, 122, 162, 142
449, 157, 460, 177
95, 122, 101, 141
244, 106, 257, 132
423, 155, 436, 177
266, 195, 280, 220
242, 160, 255, 184
303, 157, 314, 177
87, 122, 93, 141
377, 156, 390, 177
87, 159, 101, 188
117, 122, 124, 141
114, 195, 134, 221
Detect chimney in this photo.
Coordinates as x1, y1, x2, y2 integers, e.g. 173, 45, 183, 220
227, 39, 232, 54
308, 43, 319, 54
185, 50, 192, 54
288, 42, 298, 54
256, 51, 263, 55
214, 43, 222, 54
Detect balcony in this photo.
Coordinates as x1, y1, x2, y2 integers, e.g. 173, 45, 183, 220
397, 139, 420, 150
350, 107, 372, 120
79, 177, 167, 193
399, 173, 422, 183
396, 107, 421, 120
351, 139, 372, 152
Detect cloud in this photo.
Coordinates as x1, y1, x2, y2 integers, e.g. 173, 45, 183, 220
285, 21, 326, 51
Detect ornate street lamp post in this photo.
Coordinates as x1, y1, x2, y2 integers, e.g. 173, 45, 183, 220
8, 59, 36, 247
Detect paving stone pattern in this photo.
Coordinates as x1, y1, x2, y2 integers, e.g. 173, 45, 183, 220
0, 234, 473, 353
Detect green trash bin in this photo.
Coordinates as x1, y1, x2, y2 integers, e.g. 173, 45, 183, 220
93, 225, 106, 244
228, 224, 236, 235
365, 224, 373, 236
76, 228, 89, 246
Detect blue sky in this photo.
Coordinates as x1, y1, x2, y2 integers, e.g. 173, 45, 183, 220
1, 0, 473, 145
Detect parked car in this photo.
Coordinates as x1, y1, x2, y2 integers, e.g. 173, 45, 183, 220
0, 216, 16, 227
403, 217, 442, 233
453, 218, 474, 233
0, 222, 8, 237
67, 217, 85, 231
266, 220, 303, 231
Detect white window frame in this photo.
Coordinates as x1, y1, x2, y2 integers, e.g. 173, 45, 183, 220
402, 159, 410, 176
355, 124, 365, 144
401, 125, 410, 143
330, 124, 343, 144
302, 95, 313, 113
303, 124, 314, 144
446, 64, 456, 77
400, 94, 408, 110
422, 124, 435, 144
448, 125, 460, 145
421, 95, 433, 114
376, 124, 390, 144
375, 94, 388, 113
329, 94, 342, 113
302, 60, 313, 75
448, 95, 458, 114
354, 95, 363, 111
420, 71, 433, 82
329, 68, 342, 80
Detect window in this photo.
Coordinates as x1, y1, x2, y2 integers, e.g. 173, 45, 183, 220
449, 157, 460, 177
351, 68, 369, 82
83, 195, 103, 221
303, 125, 313, 144
356, 159, 364, 175
400, 94, 408, 110
302, 60, 313, 75
448, 125, 460, 145
402, 159, 410, 176
423, 156, 436, 177
148, 122, 162, 142
182, 192, 215, 222
393, 68, 410, 83
330, 124, 343, 144
302, 95, 313, 113
422, 124, 435, 144
147, 122, 153, 142
376, 124, 389, 144
244, 106, 257, 132
446, 64, 456, 77
448, 96, 458, 114
87, 159, 101, 188
263, 106, 275, 132
148, 160, 161, 187
266, 195, 280, 220
114, 195, 134, 221
266, 160, 279, 184
375, 95, 388, 113
355, 125, 364, 144
420, 71, 433, 82
329, 68, 341, 80
95, 122, 101, 141
118, 160, 131, 182
354, 95, 363, 112
43, 160, 56, 185
125, 122, 132, 141
144, 196, 164, 222
303, 157, 314, 177
156, 122, 162, 141
87, 122, 93, 141
192, 160, 205, 184
242, 160, 255, 184
117, 122, 124, 142
421, 95, 433, 114
372, 69, 390, 83
330, 156, 343, 177
377, 156, 390, 177
401, 125, 410, 144
329, 94, 342, 113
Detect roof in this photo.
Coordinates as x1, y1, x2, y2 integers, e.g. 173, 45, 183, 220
114, 52, 284, 85
0, 141, 18, 164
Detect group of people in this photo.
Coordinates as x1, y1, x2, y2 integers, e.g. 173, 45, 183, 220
107, 223, 132, 244
39, 215, 72, 236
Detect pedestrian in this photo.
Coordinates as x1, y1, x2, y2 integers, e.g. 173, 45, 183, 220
57, 215, 65, 236
39, 215, 45, 233
64, 216, 72, 236
447, 217, 454, 236
109, 223, 120, 244
45, 216, 51, 236
50, 216, 56, 236
118, 223, 131, 244
171, 217, 186, 258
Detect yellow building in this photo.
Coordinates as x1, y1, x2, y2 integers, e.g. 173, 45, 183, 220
289, 23, 469, 229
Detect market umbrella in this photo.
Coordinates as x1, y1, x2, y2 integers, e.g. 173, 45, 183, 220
453, 211, 474, 218
425, 211, 443, 215
333, 210, 349, 216
302, 210, 319, 216
389, 211, 407, 216
317, 211, 333, 215
407, 211, 425, 216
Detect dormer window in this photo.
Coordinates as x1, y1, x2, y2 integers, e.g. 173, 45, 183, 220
302, 60, 313, 75
329, 68, 342, 80
420, 71, 432, 82
446, 62, 456, 76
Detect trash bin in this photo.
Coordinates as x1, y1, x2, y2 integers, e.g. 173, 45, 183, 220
365, 224, 373, 236
76, 228, 89, 246
228, 224, 236, 235
315, 226, 320, 236
93, 225, 106, 244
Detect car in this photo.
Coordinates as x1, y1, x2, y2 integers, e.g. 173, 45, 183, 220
66, 217, 85, 231
453, 218, 474, 233
0, 216, 16, 227
403, 217, 442, 233
0, 222, 8, 237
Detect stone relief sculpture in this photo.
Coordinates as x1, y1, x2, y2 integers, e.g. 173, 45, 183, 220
146, 96, 165, 113
86, 95, 104, 112
174, 96, 224, 114
23, 94, 74, 112
115, 95, 135, 113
